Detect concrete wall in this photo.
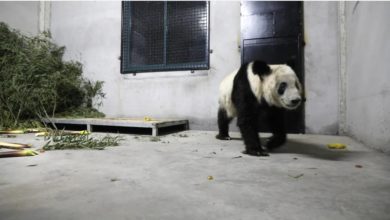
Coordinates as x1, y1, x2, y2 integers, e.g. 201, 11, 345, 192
50, 1, 341, 133
304, 2, 340, 134
0, 1, 39, 35
50, 1, 241, 130
345, 2, 390, 153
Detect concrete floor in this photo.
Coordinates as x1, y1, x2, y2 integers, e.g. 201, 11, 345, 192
0, 131, 389, 220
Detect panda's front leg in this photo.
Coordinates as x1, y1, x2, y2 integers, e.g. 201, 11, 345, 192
266, 107, 287, 150
237, 112, 269, 157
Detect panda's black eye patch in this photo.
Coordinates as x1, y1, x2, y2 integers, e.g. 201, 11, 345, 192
278, 82, 287, 95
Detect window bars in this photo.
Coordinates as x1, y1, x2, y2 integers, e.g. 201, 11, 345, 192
121, 1, 210, 73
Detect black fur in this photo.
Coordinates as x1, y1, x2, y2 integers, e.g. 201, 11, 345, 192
265, 107, 287, 149
216, 61, 287, 157
232, 62, 271, 156
216, 108, 233, 140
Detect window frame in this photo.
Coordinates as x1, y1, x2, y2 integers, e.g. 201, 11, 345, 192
121, 1, 210, 74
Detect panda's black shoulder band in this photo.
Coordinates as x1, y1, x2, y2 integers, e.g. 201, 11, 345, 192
252, 60, 271, 78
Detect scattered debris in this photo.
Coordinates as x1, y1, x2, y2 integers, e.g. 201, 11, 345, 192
232, 156, 243, 159
0, 141, 36, 158
0, 142, 31, 150
36, 130, 90, 137
149, 137, 161, 142
0, 128, 44, 135
0, 149, 39, 158
144, 116, 152, 121
35, 132, 49, 137
288, 173, 304, 179
25, 128, 42, 133
110, 178, 119, 182
327, 143, 347, 149
179, 134, 188, 138
208, 176, 214, 180
0, 130, 25, 134
355, 165, 363, 168
42, 133, 123, 150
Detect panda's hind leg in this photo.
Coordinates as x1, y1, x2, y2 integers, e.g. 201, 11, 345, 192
216, 108, 233, 140
266, 134, 286, 150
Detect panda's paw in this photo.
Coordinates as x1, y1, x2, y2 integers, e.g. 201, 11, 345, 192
242, 149, 269, 157
216, 134, 231, 140
265, 135, 286, 150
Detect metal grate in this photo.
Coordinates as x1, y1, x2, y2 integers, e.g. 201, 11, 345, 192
121, 1, 209, 73
167, 2, 208, 65
130, 2, 165, 66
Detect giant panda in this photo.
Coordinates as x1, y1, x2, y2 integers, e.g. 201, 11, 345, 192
216, 60, 304, 156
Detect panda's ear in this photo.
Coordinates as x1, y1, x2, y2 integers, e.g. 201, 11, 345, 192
252, 60, 271, 78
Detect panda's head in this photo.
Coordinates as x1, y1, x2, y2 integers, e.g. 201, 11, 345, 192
264, 65, 304, 110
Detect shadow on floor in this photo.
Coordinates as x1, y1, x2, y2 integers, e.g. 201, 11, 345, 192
272, 139, 367, 161
225, 136, 367, 161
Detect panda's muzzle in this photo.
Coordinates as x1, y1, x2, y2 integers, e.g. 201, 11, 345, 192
291, 98, 301, 105
287, 98, 302, 108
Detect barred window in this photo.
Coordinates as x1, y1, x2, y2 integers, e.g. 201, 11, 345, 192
121, 1, 210, 74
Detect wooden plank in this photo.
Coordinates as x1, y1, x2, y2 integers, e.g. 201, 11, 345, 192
154, 120, 189, 128
152, 128, 158, 137
42, 118, 189, 136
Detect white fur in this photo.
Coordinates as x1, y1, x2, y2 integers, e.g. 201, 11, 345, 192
265, 65, 302, 109
262, 65, 300, 108
247, 62, 263, 102
218, 69, 238, 118
218, 62, 302, 116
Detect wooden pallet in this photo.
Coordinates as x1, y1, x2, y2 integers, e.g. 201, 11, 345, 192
42, 118, 189, 136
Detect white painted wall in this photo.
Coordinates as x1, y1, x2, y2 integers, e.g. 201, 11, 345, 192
0, 1, 39, 35
304, 2, 340, 134
345, 2, 390, 153
50, 1, 241, 130
50, 1, 341, 133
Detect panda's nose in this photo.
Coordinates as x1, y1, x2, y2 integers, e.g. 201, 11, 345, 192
291, 98, 301, 105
